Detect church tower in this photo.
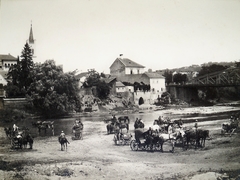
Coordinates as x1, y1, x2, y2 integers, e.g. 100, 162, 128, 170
27, 23, 36, 58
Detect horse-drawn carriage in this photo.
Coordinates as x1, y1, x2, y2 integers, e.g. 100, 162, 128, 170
113, 132, 132, 145
32, 120, 54, 136
72, 123, 83, 140
221, 121, 239, 136
10, 129, 33, 150
130, 128, 163, 152
130, 120, 187, 153
105, 116, 130, 134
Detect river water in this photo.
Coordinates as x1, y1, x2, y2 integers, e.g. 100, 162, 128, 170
26, 107, 238, 138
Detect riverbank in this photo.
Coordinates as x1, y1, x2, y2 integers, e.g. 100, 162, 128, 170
1, 103, 240, 179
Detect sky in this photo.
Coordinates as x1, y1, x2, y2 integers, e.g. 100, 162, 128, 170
1, 0, 240, 73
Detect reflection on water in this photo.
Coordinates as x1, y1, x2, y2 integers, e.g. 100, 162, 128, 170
23, 109, 237, 138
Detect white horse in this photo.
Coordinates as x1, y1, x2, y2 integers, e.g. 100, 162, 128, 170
158, 128, 185, 153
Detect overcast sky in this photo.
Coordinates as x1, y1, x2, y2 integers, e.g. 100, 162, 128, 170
1, 0, 240, 73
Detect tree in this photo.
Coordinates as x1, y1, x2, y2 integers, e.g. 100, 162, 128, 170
198, 64, 228, 77
6, 43, 34, 97
20, 43, 34, 90
163, 70, 173, 84
96, 81, 110, 99
27, 60, 81, 118
83, 69, 110, 99
173, 73, 188, 84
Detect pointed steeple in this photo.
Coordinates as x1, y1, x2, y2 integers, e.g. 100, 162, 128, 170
29, 23, 34, 44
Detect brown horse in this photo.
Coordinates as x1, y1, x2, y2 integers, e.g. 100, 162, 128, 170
58, 136, 70, 151
115, 122, 129, 133
118, 116, 130, 124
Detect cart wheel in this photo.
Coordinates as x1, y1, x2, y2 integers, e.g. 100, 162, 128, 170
79, 132, 83, 140
221, 129, 224, 135
130, 140, 138, 151
113, 136, 118, 145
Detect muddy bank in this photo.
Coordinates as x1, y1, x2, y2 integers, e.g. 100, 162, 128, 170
1, 105, 240, 179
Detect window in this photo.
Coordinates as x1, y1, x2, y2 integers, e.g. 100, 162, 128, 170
137, 69, 140, 74
130, 69, 133, 74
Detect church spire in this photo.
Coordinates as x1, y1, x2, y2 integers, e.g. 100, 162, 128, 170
29, 23, 34, 44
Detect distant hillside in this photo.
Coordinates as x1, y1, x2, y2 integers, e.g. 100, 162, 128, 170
156, 61, 237, 73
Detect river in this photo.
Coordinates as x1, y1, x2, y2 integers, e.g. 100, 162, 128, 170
20, 106, 239, 138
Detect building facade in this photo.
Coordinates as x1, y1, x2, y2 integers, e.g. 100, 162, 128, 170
109, 56, 166, 105
0, 54, 18, 71
110, 57, 145, 77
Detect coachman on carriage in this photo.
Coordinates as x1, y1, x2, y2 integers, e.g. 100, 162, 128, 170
72, 119, 83, 140
221, 114, 239, 136
6, 127, 34, 150
105, 115, 130, 134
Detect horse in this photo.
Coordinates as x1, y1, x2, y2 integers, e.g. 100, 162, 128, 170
115, 122, 129, 133
134, 120, 145, 129
4, 127, 13, 138
197, 129, 209, 147
106, 123, 114, 134
12, 134, 23, 149
173, 119, 184, 128
37, 121, 54, 135
184, 128, 203, 149
58, 136, 70, 151
22, 134, 34, 149
32, 121, 43, 128
158, 128, 185, 153
118, 116, 130, 124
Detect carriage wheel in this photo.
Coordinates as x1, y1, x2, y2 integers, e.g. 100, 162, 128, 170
130, 140, 138, 151
79, 131, 83, 140
190, 140, 196, 146
113, 136, 118, 145
221, 129, 225, 135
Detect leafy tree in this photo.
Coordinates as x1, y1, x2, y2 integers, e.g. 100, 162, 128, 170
27, 60, 81, 118
173, 73, 188, 84
96, 81, 110, 99
83, 69, 100, 87
6, 43, 34, 97
198, 64, 228, 77
163, 70, 173, 84
83, 69, 110, 99
235, 61, 240, 68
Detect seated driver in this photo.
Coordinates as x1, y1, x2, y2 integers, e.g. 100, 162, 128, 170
60, 131, 65, 138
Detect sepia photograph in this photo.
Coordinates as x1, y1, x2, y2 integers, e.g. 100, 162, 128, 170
0, 0, 240, 179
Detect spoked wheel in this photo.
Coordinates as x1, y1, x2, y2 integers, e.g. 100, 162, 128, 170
130, 140, 138, 151
113, 136, 118, 145
79, 131, 83, 140
190, 140, 196, 146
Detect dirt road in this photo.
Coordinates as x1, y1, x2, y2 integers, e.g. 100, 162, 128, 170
0, 107, 240, 180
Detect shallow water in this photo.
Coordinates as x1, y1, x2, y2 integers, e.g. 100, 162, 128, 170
17, 108, 237, 138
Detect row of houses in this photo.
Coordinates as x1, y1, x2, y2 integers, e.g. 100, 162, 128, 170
0, 53, 166, 105
76, 56, 166, 105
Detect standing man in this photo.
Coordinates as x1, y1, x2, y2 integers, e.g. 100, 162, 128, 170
194, 120, 198, 131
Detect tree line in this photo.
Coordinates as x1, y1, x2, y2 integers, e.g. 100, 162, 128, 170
4, 43, 110, 118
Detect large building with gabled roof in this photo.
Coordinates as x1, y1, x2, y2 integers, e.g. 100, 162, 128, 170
0, 54, 18, 71
110, 57, 145, 76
